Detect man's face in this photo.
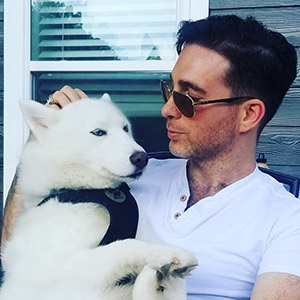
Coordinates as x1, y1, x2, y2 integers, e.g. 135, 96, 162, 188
161, 44, 241, 162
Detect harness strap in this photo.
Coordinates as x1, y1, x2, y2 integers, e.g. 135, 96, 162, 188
38, 183, 138, 246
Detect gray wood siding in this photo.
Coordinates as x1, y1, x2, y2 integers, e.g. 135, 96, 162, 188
210, 1, 300, 177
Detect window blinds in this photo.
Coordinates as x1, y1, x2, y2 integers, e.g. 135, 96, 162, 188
31, 0, 178, 61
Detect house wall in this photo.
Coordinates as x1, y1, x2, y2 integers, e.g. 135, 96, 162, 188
210, 0, 300, 177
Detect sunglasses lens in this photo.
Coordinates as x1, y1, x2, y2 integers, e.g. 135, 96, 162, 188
173, 91, 194, 117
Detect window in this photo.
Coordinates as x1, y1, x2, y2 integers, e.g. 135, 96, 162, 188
31, 0, 178, 62
4, 0, 208, 200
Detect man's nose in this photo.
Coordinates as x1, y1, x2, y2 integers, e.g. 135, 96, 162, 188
161, 95, 181, 119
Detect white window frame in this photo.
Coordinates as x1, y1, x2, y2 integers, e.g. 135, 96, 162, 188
3, 0, 209, 202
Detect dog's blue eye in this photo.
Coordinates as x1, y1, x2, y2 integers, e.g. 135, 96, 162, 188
123, 125, 129, 133
90, 129, 107, 136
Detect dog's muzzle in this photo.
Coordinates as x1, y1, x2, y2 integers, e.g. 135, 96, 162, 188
130, 151, 148, 170
128, 151, 148, 179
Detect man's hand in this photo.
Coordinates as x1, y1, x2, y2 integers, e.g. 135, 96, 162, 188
251, 272, 300, 300
46, 85, 88, 109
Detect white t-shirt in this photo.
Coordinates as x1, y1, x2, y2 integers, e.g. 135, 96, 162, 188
129, 158, 300, 300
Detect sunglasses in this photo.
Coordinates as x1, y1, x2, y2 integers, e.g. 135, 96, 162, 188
160, 80, 253, 118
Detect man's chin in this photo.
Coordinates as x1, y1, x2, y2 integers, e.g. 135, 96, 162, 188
169, 142, 191, 159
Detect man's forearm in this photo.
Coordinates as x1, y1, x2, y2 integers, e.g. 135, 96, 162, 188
1, 173, 24, 254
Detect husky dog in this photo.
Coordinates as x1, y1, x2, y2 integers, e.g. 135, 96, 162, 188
0, 95, 197, 300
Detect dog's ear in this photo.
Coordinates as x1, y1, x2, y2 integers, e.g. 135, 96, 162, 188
101, 93, 112, 103
19, 100, 58, 138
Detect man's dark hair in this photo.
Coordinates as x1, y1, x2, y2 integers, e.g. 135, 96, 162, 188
176, 15, 297, 132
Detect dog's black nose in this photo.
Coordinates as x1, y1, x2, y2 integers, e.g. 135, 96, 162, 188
130, 151, 148, 169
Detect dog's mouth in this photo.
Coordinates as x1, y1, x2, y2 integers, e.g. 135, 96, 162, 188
127, 170, 143, 179
120, 168, 144, 180
103, 168, 144, 182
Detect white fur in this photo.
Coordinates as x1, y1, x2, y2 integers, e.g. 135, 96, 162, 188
0, 95, 197, 300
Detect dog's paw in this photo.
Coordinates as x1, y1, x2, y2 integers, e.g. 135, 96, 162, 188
133, 248, 197, 300
131, 245, 197, 299
147, 245, 198, 281
155, 256, 197, 287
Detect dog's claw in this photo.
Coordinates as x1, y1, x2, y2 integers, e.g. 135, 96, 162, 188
171, 264, 198, 278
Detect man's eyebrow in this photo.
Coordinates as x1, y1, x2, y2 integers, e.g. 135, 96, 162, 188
169, 74, 207, 95
178, 79, 207, 95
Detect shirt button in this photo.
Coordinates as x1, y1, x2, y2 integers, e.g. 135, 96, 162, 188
180, 195, 187, 202
174, 212, 181, 219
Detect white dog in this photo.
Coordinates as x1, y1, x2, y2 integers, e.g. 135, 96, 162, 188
0, 95, 197, 300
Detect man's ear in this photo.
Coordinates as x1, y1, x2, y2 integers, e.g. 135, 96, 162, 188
239, 99, 265, 133
19, 100, 58, 139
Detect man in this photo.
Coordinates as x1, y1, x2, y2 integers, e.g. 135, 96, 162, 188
2, 15, 300, 299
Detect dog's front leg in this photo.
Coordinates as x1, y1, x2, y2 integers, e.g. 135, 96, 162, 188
63, 239, 196, 299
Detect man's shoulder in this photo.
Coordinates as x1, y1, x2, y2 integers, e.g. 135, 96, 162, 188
249, 168, 300, 217
256, 168, 298, 200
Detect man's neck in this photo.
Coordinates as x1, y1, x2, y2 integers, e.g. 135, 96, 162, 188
186, 154, 256, 208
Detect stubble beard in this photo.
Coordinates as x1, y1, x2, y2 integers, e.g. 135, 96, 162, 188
169, 111, 238, 164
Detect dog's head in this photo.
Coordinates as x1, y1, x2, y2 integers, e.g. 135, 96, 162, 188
19, 94, 148, 191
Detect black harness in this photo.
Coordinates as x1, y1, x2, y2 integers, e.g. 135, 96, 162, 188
38, 183, 138, 246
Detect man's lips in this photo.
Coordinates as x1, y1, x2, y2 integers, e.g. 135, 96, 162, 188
167, 129, 184, 140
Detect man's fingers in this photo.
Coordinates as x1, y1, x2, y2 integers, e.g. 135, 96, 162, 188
74, 88, 88, 99
46, 85, 88, 109
60, 85, 84, 102
51, 90, 72, 108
